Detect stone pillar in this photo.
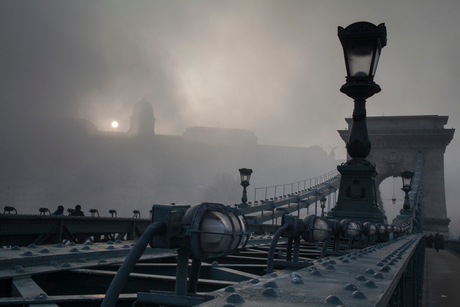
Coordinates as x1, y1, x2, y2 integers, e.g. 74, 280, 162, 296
337, 115, 455, 234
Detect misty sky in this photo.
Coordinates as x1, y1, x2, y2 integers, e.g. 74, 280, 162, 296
1, 1, 459, 232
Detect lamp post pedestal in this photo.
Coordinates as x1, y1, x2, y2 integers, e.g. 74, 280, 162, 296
328, 159, 385, 224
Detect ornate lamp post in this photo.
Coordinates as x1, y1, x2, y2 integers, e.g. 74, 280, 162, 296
328, 21, 387, 224
320, 197, 327, 217
400, 171, 414, 215
238, 168, 253, 208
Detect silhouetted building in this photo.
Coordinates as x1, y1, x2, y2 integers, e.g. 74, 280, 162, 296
128, 98, 155, 136
0, 99, 339, 217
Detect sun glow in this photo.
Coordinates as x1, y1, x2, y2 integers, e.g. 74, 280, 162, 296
111, 121, 118, 128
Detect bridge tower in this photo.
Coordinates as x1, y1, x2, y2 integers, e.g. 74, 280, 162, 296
339, 115, 455, 234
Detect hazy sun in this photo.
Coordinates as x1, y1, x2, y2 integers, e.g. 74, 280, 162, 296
111, 121, 118, 128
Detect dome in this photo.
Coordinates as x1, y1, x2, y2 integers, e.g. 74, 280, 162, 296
129, 98, 155, 135
132, 98, 154, 117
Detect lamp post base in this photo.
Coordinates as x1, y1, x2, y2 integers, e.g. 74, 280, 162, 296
327, 158, 385, 224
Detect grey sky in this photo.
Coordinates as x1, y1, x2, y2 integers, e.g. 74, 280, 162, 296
1, 1, 459, 232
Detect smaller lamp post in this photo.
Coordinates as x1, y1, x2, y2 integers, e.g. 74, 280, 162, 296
238, 168, 253, 208
400, 171, 414, 214
320, 196, 327, 217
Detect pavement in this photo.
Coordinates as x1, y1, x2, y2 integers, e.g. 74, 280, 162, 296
424, 247, 460, 307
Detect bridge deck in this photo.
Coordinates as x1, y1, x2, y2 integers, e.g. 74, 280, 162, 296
424, 248, 460, 307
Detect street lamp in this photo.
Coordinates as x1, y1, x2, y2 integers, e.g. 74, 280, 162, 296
320, 196, 327, 217
328, 21, 387, 225
400, 170, 414, 214
338, 21, 386, 159
238, 168, 253, 208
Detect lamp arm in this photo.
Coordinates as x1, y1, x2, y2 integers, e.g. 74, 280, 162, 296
101, 222, 167, 307
266, 223, 291, 274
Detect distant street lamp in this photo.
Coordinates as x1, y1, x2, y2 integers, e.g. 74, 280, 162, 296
320, 197, 327, 217
328, 21, 387, 224
238, 168, 253, 208
400, 171, 414, 214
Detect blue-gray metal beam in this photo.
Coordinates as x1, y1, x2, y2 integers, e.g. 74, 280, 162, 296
11, 276, 58, 307
196, 234, 424, 307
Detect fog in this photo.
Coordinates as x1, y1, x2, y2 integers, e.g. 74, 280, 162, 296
1, 1, 459, 232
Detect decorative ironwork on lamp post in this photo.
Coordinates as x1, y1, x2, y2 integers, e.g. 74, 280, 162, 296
328, 21, 387, 224
238, 168, 253, 208
400, 170, 414, 215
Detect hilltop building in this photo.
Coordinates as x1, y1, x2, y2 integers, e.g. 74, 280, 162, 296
0, 99, 339, 217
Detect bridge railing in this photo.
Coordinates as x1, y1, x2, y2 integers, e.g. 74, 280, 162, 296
253, 170, 339, 203
237, 172, 340, 232
444, 240, 460, 256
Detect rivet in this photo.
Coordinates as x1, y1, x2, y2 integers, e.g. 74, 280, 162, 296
62, 263, 72, 267
325, 295, 342, 304
291, 277, 303, 284
351, 291, 366, 299
84, 241, 92, 245
290, 272, 302, 279
350, 257, 357, 260
329, 260, 337, 264
39, 249, 49, 253
27, 244, 37, 249
322, 261, 330, 267
344, 283, 357, 290
50, 261, 58, 266
122, 245, 130, 248
35, 293, 48, 300
11, 246, 21, 250
99, 258, 107, 263
212, 261, 219, 266
263, 281, 278, 288
311, 270, 322, 276
107, 246, 115, 250
250, 278, 260, 284
115, 240, 122, 243
21, 251, 33, 256
342, 259, 350, 263
317, 259, 323, 263
16, 268, 26, 273
373, 273, 384, 279
78, 258, 87, 262
68, 242, 76, 246
338, 257, 344, 261
69, 248, 79, 252
227, 294, 244, 303
356, 275, 367, 281
270, 273, 278, 277
365, 268, 375, 274
55, 243, 64, 247
225, 286, 235, 292
325, 265, 335, 270
376, 262, 384, 267
263, 288, 278, 297
107, 241, 114, 245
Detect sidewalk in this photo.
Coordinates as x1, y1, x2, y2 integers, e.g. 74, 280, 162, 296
424, 247, 460, 306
